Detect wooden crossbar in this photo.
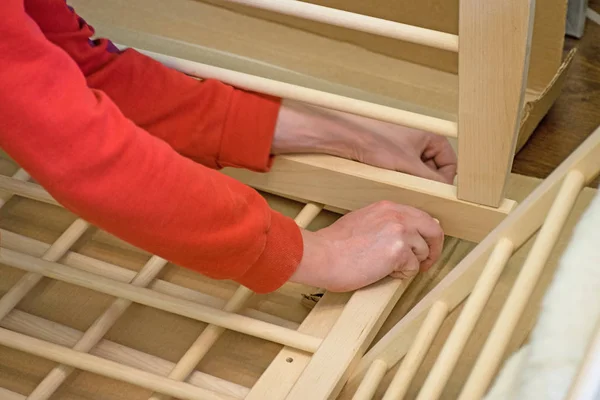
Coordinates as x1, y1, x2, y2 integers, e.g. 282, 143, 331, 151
215, 0, 459, 51
120, 46, 457, 138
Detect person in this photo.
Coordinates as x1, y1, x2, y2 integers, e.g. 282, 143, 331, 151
0, 0, 457, 294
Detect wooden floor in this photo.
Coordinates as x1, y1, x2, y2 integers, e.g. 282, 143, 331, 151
513, 4, 600, 186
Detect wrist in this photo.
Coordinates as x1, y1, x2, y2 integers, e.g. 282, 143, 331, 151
288, 229, 332, 289
271, 99, 360, 159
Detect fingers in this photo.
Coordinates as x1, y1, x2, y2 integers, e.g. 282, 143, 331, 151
391, 247, 420, 279
421, 136, 458, 184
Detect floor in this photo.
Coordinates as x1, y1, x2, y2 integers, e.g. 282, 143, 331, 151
512, 2, 600, 186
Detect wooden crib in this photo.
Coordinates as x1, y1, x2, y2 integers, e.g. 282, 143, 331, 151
1, 0, 598, 399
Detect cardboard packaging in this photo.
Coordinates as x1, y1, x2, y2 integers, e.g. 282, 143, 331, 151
71, 0, 574, 152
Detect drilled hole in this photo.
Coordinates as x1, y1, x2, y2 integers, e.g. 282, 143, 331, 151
286, 357, 294, 363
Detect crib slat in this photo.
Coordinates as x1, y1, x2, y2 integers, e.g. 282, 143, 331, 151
0, 328, 237, 400
217, 0, 458, 52
0, 247, 322, 352
0, 219, 90, 320
352, 359, 388, 400
458, 169, 586, 399
2, 309, 249, 398
0, 228, 298, 329
27, 256, 169, 400
129, 48, 457, 138
457, 0, 535, 207
415, 237, 514, 400
383, 301, 449, 400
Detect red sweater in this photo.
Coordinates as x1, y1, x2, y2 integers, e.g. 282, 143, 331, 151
0, 0, 303, 293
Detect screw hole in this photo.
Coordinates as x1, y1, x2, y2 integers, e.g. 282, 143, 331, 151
286, 357, 294, 363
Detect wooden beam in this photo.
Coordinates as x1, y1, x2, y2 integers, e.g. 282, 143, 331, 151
222, 154, 516, 242
457, 0, 536, 207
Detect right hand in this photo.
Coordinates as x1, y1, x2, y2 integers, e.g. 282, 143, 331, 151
289, 201, 444, 292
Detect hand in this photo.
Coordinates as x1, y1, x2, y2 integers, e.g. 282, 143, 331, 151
288, 201, 444, 292
271, 99, 457, 184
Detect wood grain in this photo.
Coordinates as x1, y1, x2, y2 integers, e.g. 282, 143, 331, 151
457, 0, 535, 207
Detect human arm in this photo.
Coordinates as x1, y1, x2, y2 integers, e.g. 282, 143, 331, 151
25, 0, 456, 183
1, 0, 302, 293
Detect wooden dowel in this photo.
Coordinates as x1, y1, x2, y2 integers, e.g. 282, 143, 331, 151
0, 247, 322, 353
148, 286, 254, 400
0, 219, 90, 321
415, 238, 514, 400
352, 359, 388, 400
0, 328, 237, 400
217, 0, 459, 52
125, 47, 457, 138
458, 169, 586, 400
0, 228, 298, 329
2, 309, 248, 398
27, 256, 169, 400
382, 301, 448, 400
148, 202, 323, 400
0, 168, 30, 207
0, 175, 58, 205
565, 318, 600, 400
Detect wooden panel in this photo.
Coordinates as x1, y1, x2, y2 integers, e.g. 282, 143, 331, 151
222, 154, 516, 242
457, 0, 536, 207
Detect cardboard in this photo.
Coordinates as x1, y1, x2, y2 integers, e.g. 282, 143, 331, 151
69, 0, 573, 152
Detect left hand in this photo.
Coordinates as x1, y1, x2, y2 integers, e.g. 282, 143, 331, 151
271, 100, 457, 184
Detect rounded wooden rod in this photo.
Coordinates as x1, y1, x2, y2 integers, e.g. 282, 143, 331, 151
0, 228, 298, 329
0, 218, 90, 321
352, 359, 388, 400
0, 247, 322, 353
148, 202, 323, 400
218, 0, 458, 52
2, 309, 249, 398
415, 238, 514, 400
0, 175, 58, 205
27, 256, 169, 400
0, 327, 237, 400
382, 301, 449, 400
0, 168, 30, 207
127, 47, 457, 138
458, 169, 586, 400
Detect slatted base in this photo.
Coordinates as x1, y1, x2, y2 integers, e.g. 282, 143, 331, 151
0, 148, 597, 399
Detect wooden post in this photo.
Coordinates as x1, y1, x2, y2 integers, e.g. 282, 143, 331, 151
457, 0, 536, 207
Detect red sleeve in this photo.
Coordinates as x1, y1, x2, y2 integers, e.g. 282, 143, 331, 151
0, 0, 303, 294
23, 0, 281, 172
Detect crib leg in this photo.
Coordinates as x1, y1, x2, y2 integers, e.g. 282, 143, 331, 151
457, 0, 535, 207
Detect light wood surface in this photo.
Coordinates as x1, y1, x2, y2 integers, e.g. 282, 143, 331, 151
222, 154, 516, 243
457, 0, 535, 207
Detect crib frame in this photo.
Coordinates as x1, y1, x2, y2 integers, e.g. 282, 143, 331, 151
1, 1, 598, 399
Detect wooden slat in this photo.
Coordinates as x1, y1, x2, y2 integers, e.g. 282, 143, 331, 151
222, 154, 517, 243
457, 0, 536, 207
0, 248, 322, 353
285, 277, 411, 399
345, 125, 600, 393
459, 169, 586, 399
245, 291, 351, 400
